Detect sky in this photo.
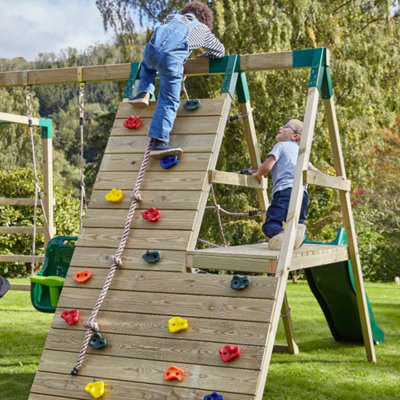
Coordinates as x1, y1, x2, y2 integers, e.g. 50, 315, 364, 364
1, 0, 116, 61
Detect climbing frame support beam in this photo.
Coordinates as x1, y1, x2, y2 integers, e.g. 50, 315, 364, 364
324, 96, 376, 363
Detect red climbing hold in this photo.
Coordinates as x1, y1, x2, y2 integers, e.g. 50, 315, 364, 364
142, 207, 161, 222
61, 309, 80, 325
73, 269, 92, 283
219, 345, 240, 362
163, 365, 184, 381
123, 115, 142, 129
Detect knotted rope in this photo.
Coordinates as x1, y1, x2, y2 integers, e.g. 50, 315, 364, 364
25, 87, 51, 274
71, 139, 152, 376
78, 83, 87, 233
210, 185, 227, 246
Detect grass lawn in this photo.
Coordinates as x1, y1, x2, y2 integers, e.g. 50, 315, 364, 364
0, 279, 399, 400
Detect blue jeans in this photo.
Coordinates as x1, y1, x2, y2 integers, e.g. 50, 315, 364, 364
262, 188, 309, 239
138, 15, 198, 143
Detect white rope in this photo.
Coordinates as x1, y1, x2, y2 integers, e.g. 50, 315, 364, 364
78, 83, 87, 233
71, 139, 152, 376
181, 76, 190, 101
25, 87, 51, 274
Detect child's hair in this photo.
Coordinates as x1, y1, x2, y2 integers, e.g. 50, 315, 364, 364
181, 1, 214, 30
290, 119, 303, 134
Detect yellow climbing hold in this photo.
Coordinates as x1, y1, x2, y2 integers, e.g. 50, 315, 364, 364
85, 381, 105, 399
105, 188, 123, 203
168, 316, 189, 333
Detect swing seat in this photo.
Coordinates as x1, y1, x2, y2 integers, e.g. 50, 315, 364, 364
0, 276, 10, 298
30, 236, 77, 313
183, 98, 201, 110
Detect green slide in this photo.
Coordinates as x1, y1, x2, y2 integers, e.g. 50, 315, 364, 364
305, 228, 385, 344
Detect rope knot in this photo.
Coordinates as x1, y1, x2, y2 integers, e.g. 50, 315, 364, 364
83, 320, 99, 332
215, 204, 221, 212
130, 192, 142, 202
112, 255, 123, 267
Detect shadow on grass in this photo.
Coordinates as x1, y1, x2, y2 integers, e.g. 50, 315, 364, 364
0, 373, 35, 400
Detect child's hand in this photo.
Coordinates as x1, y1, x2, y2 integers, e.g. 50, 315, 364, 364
252, 172, 262, 184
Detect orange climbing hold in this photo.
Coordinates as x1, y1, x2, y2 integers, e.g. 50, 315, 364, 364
73, 269, 92, 283
85, 380, 105, 398
168, 316, 189, 333
163, 365, 185, 381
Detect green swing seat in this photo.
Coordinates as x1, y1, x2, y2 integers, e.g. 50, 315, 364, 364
30, 236, 77, 313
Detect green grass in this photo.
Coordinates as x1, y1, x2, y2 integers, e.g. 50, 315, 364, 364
0, 280, 399, 400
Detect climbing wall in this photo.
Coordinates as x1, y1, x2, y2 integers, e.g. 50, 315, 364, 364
28, 96, 283, 400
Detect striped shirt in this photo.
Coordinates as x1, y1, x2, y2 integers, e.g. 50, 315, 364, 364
161, 13, 225, 58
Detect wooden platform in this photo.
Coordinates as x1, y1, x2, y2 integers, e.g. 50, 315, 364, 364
29, 95, 291, 399
187, 243, 349, 274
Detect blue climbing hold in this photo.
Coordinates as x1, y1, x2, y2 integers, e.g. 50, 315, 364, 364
203, 392, 224, 400
160, 155, 178, 169
89, 332, 107, 349
142, 250, 161, 264
230, 274, 250, 290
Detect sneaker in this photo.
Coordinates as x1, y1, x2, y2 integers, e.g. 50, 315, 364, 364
128, 92, 150, 108
294, 223, 306, 249
150, 139, 183, 159
268, 230, 284, 250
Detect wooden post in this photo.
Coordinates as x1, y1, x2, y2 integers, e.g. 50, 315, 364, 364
324, 96, 376, 363
42, 136, 55, 244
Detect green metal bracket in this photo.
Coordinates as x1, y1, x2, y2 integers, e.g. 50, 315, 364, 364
123, 62, 141, 99
308, 48, 326, 91
236, 72, 250, 103
293, 47, 327, 68
321, 65, 333, 99
39, 118, 52, 139
220, 55, 240, 99
0, 121, 11, 125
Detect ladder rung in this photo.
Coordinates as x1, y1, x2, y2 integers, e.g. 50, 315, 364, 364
303, 170, 351, 191
208, 169, 267, 189
0, 198, 36, 206
0, 227, 45, 234
0, 254, 45, 263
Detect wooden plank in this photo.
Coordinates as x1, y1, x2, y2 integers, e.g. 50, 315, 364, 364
118, 98, 226, 118
0, 254, 44, 263
57, 288, 274, 323
10, 283, 31, 291
52, 309, 270, 346
303, 170, 351, 191
83, 208, 197, 230
0, 51, 296, 87
30, 371, 255, 400
0, 198, 36, 206
0, 226, 45, 234
76, 228, 191, 250
88, 189, 202, 210
37, 350, 260, 395
0, 112, 41, 126
104, 134, 217, 154
112, 115, 221, 135
64, 268, 279, 300
93, 171, 206, 191
99, 152, 212, 172
324, 96, 376, 363
70, 247, 186, 272
45, 329, 264, 370
208, 169, 267, 189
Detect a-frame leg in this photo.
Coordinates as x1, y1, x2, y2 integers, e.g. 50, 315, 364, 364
240, 99, 298, 355
324, 96, 376, 363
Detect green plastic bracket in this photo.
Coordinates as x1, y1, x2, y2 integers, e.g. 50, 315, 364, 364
38, 118, 52, 139
236, 72, 250, 103
220, 55, 240, 98
293, 48, 326, 68
0, 121, 11, 125
308, 48, 326, 91
123, 62, 141, 99
321, 65, 333, 99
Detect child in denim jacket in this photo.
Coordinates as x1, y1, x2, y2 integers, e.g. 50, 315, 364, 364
129, 1, 225, 159
253, 119, 320, 250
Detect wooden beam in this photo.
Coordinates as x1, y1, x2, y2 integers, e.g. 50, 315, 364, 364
208, 169, 267, 189
324, 96, 376, 363
0, 226, 45, 234
0, 51, 295, 87
0, 112, 40, 126
303, 170, 351, 191
0, 255, 44, 263
0, 198, 36, 206
10, 283, 31, 291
